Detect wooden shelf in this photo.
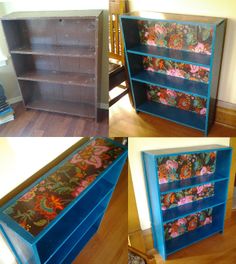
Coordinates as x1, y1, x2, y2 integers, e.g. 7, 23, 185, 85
160, 172, 227, 194
127, 44, 211, 68
137, 101, 206, 131
18, 70, 95, 87
26, 98, 96, 118
132, 70, 208, 98
10, 44, 95, 58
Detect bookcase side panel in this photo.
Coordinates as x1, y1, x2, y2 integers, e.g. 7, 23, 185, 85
207, 21, 226, 132
142, 152, 166, 259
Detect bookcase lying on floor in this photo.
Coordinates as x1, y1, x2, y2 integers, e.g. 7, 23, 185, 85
120, 12, 226, 135
142, 145, 232, 260
0, 137, 127, 264
1, 11, 102, 121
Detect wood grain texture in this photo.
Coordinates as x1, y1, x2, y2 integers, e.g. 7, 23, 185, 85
216, 106, 236, 128
0, 102, 108, 136
109, 95, 236, 136
129, 211, 236, 263
73, 162, 128, 264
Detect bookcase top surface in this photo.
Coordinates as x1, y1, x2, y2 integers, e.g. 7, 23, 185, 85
143, 144, 231, 156
1, 10, 102, 20
0, 137, 126, 238
121, 11, 225, 25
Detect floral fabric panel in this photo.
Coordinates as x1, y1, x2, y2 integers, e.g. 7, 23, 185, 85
143, 56, 210, 83
164, 208, 213, 240
138, 20, 213, 55
3, 138, 124, 236
157, 151, 216, 184
147, 85, 207, 115
161, 183, 214, 210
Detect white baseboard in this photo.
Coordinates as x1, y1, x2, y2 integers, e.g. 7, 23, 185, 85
7, 96, 109, 110
7, 96, 23, 105
217, 100, 236, 110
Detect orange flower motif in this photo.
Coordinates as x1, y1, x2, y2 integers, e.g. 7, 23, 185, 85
178, 97, 191, 110
159, 164, 168, 180
188, 217, 198, 231
180, 165, 192, 179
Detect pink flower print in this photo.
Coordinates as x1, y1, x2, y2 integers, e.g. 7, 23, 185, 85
200, 108, 206, 115
167, 69, 184, 78
166, 89, 177, 97
155, 24, 167, 36
177, 195, 193, 206
159, 98, 168, 105
146, 67, 155, 72
72, 186, 85, 197
159, 178, 168, 184
70, 140, 109, 169
194, 42, 205, 53
166, 160, 178, 170
38, 187, 46, 192
80, 180, 89, 188
193, 42, 211, 55
197, 185, 204, 194
204, 217, 212, 225
190, 65, 200, 73
170, 231, 179, 238
177, 218, 187, 225
147, 39, 156, 45
200, 166, 208, 175
162, 206, 167, 210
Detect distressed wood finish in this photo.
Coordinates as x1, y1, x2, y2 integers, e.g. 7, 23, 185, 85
1, 10, 102, 121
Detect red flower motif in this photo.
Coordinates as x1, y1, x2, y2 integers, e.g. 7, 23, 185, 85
178, 97, 191, 110
169, 34, 184, 49
34, 194, 64, 220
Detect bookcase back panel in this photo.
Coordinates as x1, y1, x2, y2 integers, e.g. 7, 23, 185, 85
19, 81, 95, 104
143, 56, 210, 83
12, 54, 95, 75
164, 208, 213, 240
5, 19, 96, 48
138, 20, 213, 55
157, 151, 216, 184
147, 85, 207, 115
161, 183, 214, 210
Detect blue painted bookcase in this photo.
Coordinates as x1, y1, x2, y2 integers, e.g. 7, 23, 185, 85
0, 137, 127, 264
142, 145, 232, 259
120, 12, 226, 135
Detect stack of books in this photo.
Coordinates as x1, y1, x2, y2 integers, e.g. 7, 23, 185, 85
0, 84, 14, 125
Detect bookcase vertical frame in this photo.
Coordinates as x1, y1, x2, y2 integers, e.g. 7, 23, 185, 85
142, 145, 232, 260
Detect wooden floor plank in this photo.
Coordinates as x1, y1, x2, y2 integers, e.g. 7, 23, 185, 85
129, 210, 236, 263
109, 95, 236, 137
0, 102, 108, 137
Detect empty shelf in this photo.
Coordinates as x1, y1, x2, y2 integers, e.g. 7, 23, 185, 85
127, 44, 211, 67
11, 44, 95, 58
136, 101, 206, 131
18, 70, 95, 87
26, 99, 96, 118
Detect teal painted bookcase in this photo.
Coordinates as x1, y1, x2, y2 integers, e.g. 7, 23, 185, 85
120, 12, 226, 135
0, 137, 127, 264
142, 145, 232, 259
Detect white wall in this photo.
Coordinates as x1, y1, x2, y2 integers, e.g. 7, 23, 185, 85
0, 0, 108, 106
129, 137, 230, 230
129, 0, 236, 107
0, 137, 81, 264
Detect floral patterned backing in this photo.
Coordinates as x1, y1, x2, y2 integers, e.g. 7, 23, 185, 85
138, 20, 213, 55
143, 56, 209, 83
147, 85, 207, 115
164, 208, 213, 240
161, 183, 214, 210
157, 151, 216, 184
3, 138, 125, 236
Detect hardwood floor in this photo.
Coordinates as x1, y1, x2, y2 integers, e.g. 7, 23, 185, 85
74, 162, 128, 264
0, 102, 108, 136
129, 210, 236, 264
109, 95, 236, 137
